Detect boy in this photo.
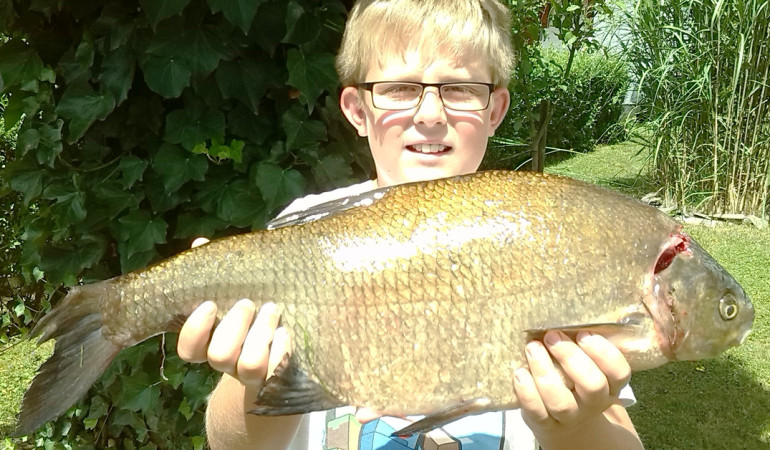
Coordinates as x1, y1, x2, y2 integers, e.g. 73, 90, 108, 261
178, 0, 643, 448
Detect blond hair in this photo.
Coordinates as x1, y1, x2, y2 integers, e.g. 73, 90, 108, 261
336, 0, 515, 87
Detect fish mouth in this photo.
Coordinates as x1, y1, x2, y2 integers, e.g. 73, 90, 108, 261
406, 143, 452, 155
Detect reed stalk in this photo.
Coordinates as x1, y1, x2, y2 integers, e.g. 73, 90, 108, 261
627, 0, 770, 216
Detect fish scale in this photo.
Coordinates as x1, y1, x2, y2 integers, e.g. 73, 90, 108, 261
16, 170, 753, 437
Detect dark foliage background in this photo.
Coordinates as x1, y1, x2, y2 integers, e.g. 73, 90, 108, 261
0, 0, 370, 446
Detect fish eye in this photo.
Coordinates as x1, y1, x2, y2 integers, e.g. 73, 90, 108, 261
719, 295, 739, 320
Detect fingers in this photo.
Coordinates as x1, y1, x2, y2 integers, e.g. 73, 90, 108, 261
516, 337, 579, 425
514, 330, 631, 430
575, 332, 631, 397
235, 303, 281, 385
178, 301, 218, 363
207, 298, 257, 375
355, 408, 384, 424
191, 237, 210, 248
267, 327, 291, 375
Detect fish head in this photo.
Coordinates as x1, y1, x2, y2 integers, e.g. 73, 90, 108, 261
649, 233, 754, 361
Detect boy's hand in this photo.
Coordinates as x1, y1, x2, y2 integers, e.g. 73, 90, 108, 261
177, 238, 291, 392
513, 330, 632, 438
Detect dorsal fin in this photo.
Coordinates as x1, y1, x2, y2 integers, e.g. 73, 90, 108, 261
267, 185, 393, 229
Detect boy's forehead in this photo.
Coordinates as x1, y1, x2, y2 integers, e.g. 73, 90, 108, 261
365, 49, 491, 81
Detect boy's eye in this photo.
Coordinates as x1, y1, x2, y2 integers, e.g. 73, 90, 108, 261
379, 84, 421, 97
443, 84, 482, 96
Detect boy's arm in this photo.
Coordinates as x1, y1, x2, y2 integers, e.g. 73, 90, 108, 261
514, 330, 643, 450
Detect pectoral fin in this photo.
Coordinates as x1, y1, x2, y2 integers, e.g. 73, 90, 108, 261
524, 315, 645, 341
249, 354, 344, 416
392, 398, 493, 437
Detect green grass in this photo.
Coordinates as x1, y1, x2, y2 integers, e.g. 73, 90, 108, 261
547, 143, 770, 449
1, 141, 767, 448
0, 338, 53, 439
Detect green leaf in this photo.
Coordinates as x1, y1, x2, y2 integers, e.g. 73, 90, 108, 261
56, 83, 116, 142
282, 104, 327, 150
227, 104, 275, 144
0, 40, 44, 88
207, 0, 263, 33
39, 235, 106, 284
118, 155, 149, 189
182, 26, 229, 77
35, 119, 64, 167
215, 57, 283, 113
254, 162, 306, 212
312, 154, 354, 187
566, 4, 581, 11
43, 178, 87, 225
152, 143, 209, 192
141, 55, 191, 98
286, 49, 338, 108
140, 0, 191, 25
249, 1, 287, 53
164, 105, 225, 150
174, 212, 227, 239
120, 372, 162, 415
114, 210, 168, 259
283, 1, 320, 44
100, 45, 135, 105
215, 178, 265, 226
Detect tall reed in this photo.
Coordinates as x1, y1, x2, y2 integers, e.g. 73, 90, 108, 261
627, 0, 770, 216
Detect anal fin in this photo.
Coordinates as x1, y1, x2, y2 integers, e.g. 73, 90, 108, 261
392, 398, 493, 437
249, 354, 344, 416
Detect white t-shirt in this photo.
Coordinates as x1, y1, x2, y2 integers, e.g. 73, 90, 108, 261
274, 180, 636, 450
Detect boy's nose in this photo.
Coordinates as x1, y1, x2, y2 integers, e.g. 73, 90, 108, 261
413, 88, 447, 126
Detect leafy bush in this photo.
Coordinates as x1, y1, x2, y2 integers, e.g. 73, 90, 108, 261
498, 47, 630, 156
0, 0, 368, 446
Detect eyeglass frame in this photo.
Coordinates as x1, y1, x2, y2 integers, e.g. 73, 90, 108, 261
356, 81, 497, 111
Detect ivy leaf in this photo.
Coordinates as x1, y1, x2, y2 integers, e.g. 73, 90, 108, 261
152, 143, 209, 192
249, 0, 287, 54
119, 372, 162, 415
0, 40, 44, 88
165, 105, 225, 150
227, 104, 275, 145
286, 49, 337, 109
207, 0, 264, 33
216, 57, 283, 113
39, 235, 106, 285
141, 55, 191, 98
5, 156, 43, 204
182, 26, 229, 77
215, 178, 265, 227
254, 162, 306, 213
283, 1, 320, 44
109, 408, 150, 442
173, 212, 227, 239
282, 104, 327, 150
118, 155, 149, 189
100, 44, 135, 105
114, 209, 168, 259
140, 0, 191, 26
43, 178, 87, 225
56, 83, 116, 142
35, 119, 64, 167
312, 154, 354, 188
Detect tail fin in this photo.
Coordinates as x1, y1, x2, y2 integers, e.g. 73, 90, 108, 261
15, 282, 121, 436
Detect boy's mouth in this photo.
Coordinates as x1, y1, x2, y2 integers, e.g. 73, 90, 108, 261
406, 144, 452, 155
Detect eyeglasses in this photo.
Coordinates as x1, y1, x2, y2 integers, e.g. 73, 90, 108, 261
357, 81, 496, 112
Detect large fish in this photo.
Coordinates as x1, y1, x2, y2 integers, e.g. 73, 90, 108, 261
16, 170, 753, 436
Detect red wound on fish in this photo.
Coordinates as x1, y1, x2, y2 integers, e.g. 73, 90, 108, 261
654, 234, 690, 274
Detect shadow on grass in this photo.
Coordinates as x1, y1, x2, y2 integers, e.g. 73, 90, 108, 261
630, 354, 770, 449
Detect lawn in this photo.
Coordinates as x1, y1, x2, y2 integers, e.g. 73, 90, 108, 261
1, 141, 768, 448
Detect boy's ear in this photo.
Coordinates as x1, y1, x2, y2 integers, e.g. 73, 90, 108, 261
488, 87, 511, 136
340, 86, 369, 137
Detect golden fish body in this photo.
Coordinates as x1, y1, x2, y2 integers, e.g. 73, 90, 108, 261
17, 171, 753, 436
